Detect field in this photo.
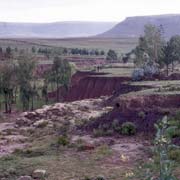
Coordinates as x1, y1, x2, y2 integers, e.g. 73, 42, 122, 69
0, 37, 179, 180
0, 37, 138, 54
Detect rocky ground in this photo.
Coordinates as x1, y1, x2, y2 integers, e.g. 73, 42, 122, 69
0, 97, 111, 157
0, 94, 179, 180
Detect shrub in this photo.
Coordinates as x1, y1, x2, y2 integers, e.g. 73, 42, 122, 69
121, 122, 136, 135
143, 63, 159, 77
57, 136, 69, 146
168, 149, 180, 162
132, 68, 144, 81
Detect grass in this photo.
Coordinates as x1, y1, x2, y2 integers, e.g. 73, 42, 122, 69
0, 37, 138, 54
99, 67, 134, 77
0, 137, 129, 180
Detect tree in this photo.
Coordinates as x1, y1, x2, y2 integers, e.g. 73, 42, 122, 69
5, 46, 12, 59
0, 63, 17, 113
160, 35, 180, 76
133, 24, 165, 66
51, 57, 72, 101
100, 50, 105, 56
167, 35, 180, 71
17, 54, 36, 111
106, 49, 118, 61
31, 46, 36, 53
161, 43, 173, 76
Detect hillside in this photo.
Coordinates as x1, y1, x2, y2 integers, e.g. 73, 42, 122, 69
0, 21, 116, 38
99, 14, 180, 38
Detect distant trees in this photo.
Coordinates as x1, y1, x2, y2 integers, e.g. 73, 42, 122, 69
106, 49, 118, 61
133, 24, 165, 66
46, 57, 72, 102
0, 63, 17, 113
132, 24, 180, 78
161, 35, 180, 75
17, 54, 36, 111
31, 46, 36, 53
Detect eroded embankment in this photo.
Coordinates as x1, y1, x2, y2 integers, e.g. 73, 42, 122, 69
83, 94, 180, 134
65, 71, 146, 101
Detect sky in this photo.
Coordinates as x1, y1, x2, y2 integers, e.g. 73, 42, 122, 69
0, 0, 180, 23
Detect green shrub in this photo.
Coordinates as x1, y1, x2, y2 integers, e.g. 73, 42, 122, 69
168, 149, 180, 162
121, 122, 136, 135
57, 136, 69, 146
166, 126, 180, 138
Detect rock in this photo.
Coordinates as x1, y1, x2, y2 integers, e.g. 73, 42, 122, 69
17, 176, 32, 180
16, 117, 32, 127
33, 120, 49, 128
32, 169, 46, 179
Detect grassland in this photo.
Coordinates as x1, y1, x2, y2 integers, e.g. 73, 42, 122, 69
0, 37, 138, 54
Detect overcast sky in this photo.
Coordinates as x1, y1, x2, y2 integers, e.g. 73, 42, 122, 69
0, 0, 180, 23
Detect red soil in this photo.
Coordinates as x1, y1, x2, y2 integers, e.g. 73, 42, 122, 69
65, 71, 132, 101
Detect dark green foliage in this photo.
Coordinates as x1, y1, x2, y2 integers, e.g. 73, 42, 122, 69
121, 122, 136, 135
6, 46, 12, 55
168, 149, 180, 162
31, 46, 36, 53
51, 57, 72, 101
152, 116, 179, 180
133, 24, 165, 66
0, 63, 17, 113
106, 49, 118, 61
57, 136, 69, 146
17, 54, 36, 110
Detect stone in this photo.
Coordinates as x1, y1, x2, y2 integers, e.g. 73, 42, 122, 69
33, 120, 49, 128
17, 176, 32, 180
32, 169, 46, 179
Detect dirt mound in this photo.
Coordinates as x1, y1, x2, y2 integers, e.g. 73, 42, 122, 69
83, 94, 180, 134
114, 94, 180, 111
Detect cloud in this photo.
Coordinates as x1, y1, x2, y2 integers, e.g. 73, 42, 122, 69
0, 0, 180, 22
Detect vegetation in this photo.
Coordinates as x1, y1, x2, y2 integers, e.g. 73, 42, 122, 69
106, 49, 118, 61
120, 122, 136, 135
145, 116, 179, 180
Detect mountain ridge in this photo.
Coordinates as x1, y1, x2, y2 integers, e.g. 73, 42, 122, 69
0, 21, 116, 38
99, 14, 180, 38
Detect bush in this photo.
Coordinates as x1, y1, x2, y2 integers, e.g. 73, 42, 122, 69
168, 149, 180, 162
132, 68, 144, 81
121, 122, 136, 135
57, 136, 69, 146
143, 63, 159, 77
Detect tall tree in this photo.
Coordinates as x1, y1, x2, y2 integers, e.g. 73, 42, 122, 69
17, 54, 36, 111
161, 35, 180, 75
0, 63, 17, 113
133, 24, 165, 66
51, 57, 72, 101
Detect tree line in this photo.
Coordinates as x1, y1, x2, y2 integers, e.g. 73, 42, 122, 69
132, 24, 180, 76
0, 54, 72, 113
